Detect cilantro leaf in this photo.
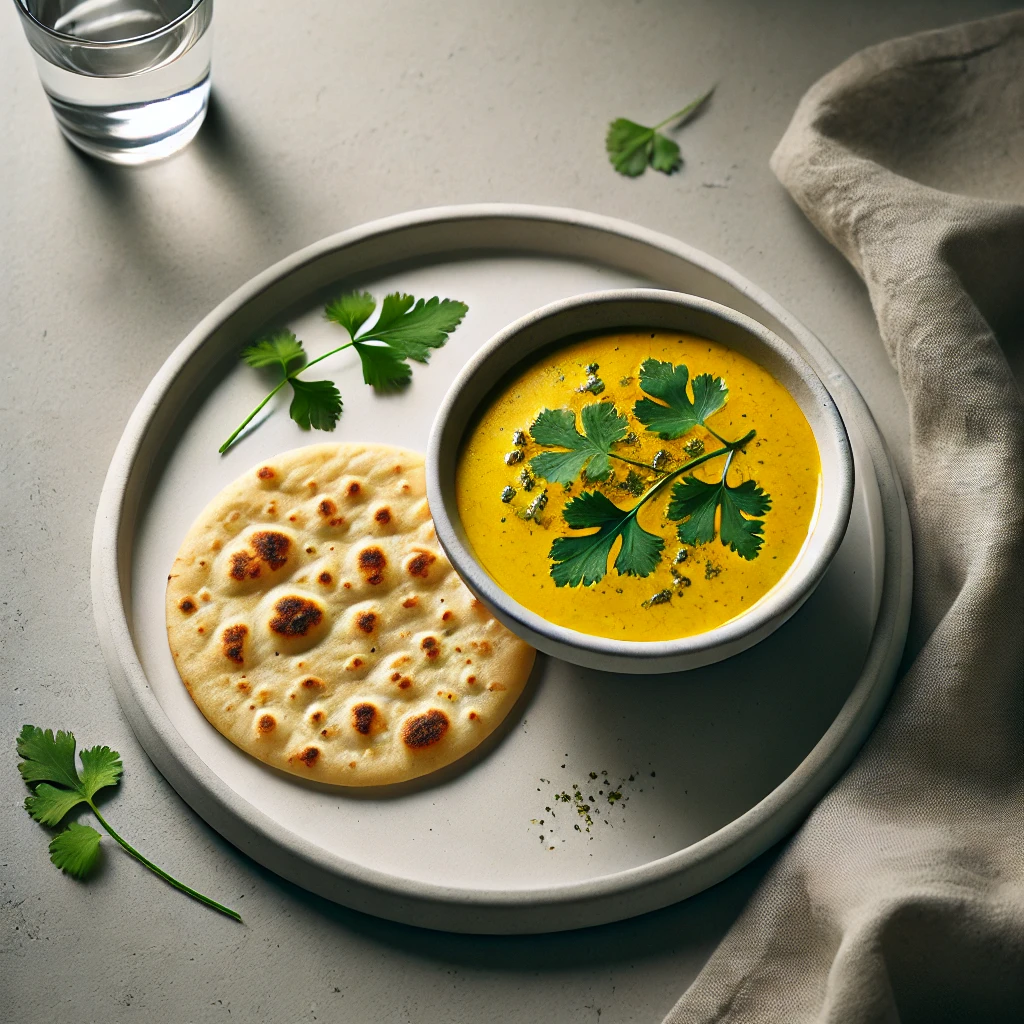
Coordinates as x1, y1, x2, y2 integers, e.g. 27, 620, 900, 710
325, 291, 376, 337
352, 342, 414, 392
79, 745, 123, 797
18, 728, 124, 828
288, 377, 343, 431
549, 491, 664, 587
241, 331, 307, 373
667, 475, 771, 559
18, 725, 241, 919
606, 88, 714, 178
633, 359, 728, 439
25, 784, 87, 827
49, 821, 103, 878
358, 294, 469, 361
16, 726, 81, 789
606, 119, 659, 177
530, 403, 629, 485
651, 133, 682, 174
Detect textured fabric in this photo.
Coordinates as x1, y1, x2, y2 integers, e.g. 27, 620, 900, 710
666, 13, 1024, 1024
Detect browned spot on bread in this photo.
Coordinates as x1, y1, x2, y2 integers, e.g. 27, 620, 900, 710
352, 703, 377, 735
349, 760, 357, 768
402, 596, 419, 609
356, 611, 377, 634
305, 546, 315, 554
374, 507, 392, 525
257, 713, 276, 733
197, 626, 205, 634
358, 547, 387, 585
468, 711, 479, 721
392, 655, 411, 667
472, 640, 493, 655
398, 678, 412, 689
256, 466, 275, 480
347, 657, 364, 670
297, 746, 319, 767
393, 464, 403, 474
391, 672, 402, 681
200, 591, 212, 602
198, 560, 206, 567
237, 680, 251, 693
222, 625, 248, 664
306, 479, 317, 491
406, 551, 436, 578
310, 710, 324, 724
329, 517, 345, 527
421, 636, 441, 660
466, 675, 476, 685
178, 598, 196, 614
318, 498, 336, 518
401, 483, 411, 493
347, 481, 361, 497
402, 709, 449, 749
441, 610, 453, 622
301, 676, 325, 690
211, 540, 222, 551
288, 514, 297, 522
488, 682, 506, 691
228, 511, 240, 522
318, 571, 333, 585
269, 596, 323, 637
251, 530, 290, 570
229, 551, 261, 581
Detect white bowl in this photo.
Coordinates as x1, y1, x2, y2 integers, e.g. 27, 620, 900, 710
426, 289, 854, 673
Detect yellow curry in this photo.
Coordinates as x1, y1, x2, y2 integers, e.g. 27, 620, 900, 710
455, 331, 821, 641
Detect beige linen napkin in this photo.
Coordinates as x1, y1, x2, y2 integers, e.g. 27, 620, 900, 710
667, 13, 1024, 1023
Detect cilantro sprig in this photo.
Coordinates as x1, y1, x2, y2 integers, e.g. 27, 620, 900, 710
529, 403, 658, 485
606, 87, 714, 177
18, 725, 241, 921
528, 358, 768, 587
219, 291, 468, 453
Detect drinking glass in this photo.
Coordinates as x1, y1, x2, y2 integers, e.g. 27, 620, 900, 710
14, 0, 214, 165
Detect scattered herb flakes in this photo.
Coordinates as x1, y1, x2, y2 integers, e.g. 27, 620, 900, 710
642, 589, 673, 609
529, 763, 657, 848
684, 437, 706, 457
501, 485, 516, 503
617, 469, 646, 497
705, 560, 722, 579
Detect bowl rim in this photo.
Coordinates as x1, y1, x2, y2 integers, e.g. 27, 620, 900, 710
426, 288, 854, 661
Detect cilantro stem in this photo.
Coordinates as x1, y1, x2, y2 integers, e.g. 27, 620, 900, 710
624, 428, 754, 515
88, 801, 242, 922
218, 378, 289, 454
653, 86, 715, 131
609, 453, 668, 474
218, 338, 358, 454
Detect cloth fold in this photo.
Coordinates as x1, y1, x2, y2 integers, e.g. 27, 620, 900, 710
666, 13, 1024, 1023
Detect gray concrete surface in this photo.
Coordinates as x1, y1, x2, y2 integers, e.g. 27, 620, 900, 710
2, 1, 1014, 1021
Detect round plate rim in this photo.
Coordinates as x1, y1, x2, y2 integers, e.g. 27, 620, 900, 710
91, 203, 912, 933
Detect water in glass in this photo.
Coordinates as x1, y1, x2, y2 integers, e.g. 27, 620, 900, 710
18, 0, 213, 164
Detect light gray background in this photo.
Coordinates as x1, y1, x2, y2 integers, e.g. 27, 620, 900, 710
1, 2, 1013, 1022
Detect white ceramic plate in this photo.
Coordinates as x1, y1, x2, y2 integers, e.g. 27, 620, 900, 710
92, 204, 912, 934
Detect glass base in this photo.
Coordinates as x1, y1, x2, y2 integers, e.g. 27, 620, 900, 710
50, 76, 210, 166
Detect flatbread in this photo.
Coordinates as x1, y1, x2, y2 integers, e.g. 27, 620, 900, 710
165, 443, 535, 786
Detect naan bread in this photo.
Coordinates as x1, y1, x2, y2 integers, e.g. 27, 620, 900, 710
165, 443, 535, 786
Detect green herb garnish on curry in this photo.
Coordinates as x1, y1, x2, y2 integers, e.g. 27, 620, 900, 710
455, 331, 821, 642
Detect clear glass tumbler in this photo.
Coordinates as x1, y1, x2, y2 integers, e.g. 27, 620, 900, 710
14, 0, 214, 165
